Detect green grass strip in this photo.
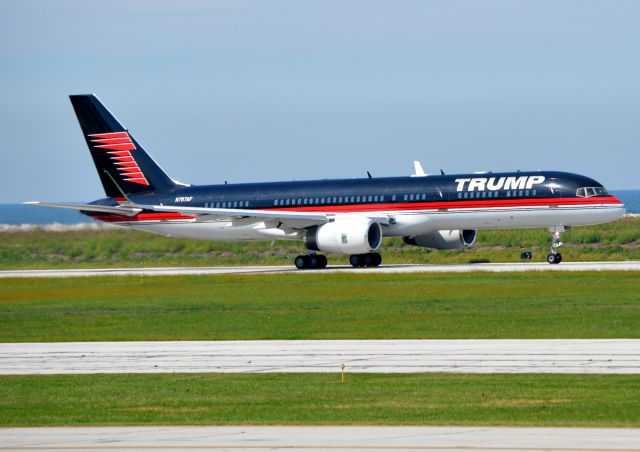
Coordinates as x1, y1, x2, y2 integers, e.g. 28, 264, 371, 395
1, 217, 639, 269
1, 373, 639, 427
1, 272, 639, 341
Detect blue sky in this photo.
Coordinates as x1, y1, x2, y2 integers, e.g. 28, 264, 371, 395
1, 0, 639, 202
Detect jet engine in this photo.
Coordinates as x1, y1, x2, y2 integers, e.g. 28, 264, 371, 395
305, 216, 382, 255
402, 229, 477, 250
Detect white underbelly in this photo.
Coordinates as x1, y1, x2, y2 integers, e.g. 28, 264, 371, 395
384, 203, 625, 236
108, 203, 625, 241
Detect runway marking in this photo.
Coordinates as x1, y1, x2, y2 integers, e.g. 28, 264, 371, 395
1, 261, 639, 278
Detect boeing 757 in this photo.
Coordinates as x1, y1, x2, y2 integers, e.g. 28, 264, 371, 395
27, 95, 626, 268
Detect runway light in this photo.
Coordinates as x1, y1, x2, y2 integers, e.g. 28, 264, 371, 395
341, 363, 345, 383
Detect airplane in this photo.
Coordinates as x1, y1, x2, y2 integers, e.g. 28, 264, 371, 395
26, 94, 626, 269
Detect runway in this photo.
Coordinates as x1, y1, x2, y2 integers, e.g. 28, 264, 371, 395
1, 426, 639, 451
1, 260, 639, 278
2, 339, 639, 375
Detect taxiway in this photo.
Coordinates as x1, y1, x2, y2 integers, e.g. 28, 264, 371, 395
1, 426, 639, 451
2, 339, 639, 375
0, 260, 639, 278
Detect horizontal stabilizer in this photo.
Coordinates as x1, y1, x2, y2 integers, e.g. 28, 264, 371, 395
24, 201, 141, 217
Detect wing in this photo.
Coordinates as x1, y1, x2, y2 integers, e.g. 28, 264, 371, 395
25, 201, 392, 229
139, 204, 392, 228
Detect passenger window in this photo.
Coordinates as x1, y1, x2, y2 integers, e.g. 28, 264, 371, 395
391, 195, 396, 201
374, 195, 378, 202
380, 195, 385, 202
532, 190, 536, 196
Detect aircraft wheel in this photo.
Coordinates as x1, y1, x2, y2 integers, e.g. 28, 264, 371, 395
371, 252, 382, 267
294, 255, 307, 269
363, 253, 374, 267
349, 254, 361, 268
307, 255, 320, 269
554, 253, 563, 264
547, 253, 559, 265
317, 255, 328, 269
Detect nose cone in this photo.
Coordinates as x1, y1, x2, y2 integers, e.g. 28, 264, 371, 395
611, 195, 627, 217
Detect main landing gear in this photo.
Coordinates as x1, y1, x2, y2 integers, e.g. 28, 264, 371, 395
547, 226, 566, 265
294, 254, 328, 270
349, 252, 382, 268
294, 253, 383, 269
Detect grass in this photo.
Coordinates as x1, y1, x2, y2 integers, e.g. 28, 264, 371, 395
1, 272, 639, 342
1, 217, 639, 269
1, 373, 639, 427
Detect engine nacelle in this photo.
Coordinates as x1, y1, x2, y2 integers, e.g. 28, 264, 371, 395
402, 229, 477, 250
305, 216, 382, 255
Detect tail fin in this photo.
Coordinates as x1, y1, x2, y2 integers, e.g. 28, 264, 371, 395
69, 94, 178, 198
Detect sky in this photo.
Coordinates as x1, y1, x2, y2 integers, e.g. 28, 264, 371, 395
1, 0, 639, 203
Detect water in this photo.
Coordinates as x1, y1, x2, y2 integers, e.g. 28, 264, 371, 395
615, 190, 640, 214
0, 204, 95, 225
1, 190, 639, 224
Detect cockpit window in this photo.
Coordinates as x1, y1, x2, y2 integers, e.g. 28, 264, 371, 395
576, 187, 608, 197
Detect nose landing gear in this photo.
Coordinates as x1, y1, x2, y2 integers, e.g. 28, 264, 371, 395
547, 226, 568, 264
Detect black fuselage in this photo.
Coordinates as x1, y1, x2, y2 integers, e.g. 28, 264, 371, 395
96, 170, 608, 211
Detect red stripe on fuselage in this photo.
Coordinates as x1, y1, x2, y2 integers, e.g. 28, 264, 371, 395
91, 212, 196, 222
89, 196, 622, 224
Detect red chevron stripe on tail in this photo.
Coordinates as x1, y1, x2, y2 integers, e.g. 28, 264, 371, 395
87, 132, 149, 186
